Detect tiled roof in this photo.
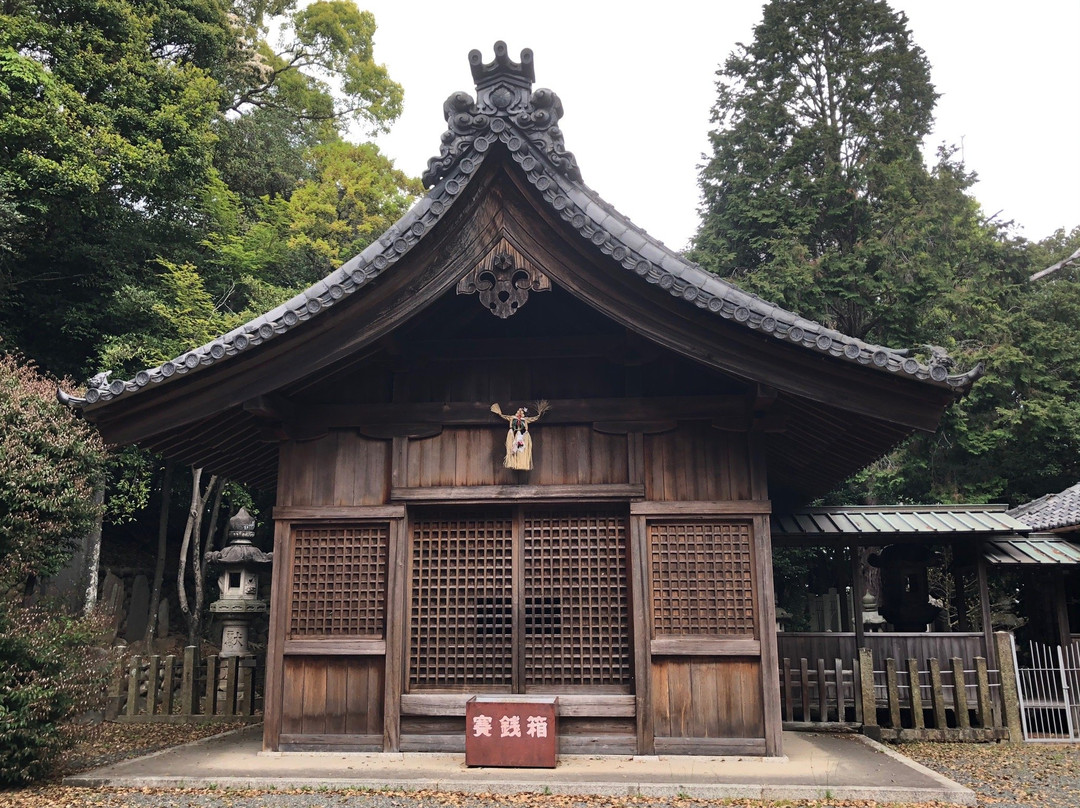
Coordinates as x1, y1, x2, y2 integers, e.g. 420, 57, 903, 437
773, 505, 1029, 538
60, 42, 982, 411
1008, 482, 1080, 531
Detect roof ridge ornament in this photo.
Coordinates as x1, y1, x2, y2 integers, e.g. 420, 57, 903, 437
423, 41, 580, 188
470, 41, 535, 93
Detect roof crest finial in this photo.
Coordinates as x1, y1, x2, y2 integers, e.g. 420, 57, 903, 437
469, 41, 535, 91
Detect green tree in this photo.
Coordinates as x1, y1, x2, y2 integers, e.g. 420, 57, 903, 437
0, 0, 405, 379
692, 0, 945, 346
833, 228, 1080, 507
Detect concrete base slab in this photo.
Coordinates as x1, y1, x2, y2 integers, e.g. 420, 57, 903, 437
64, 725, 975, 805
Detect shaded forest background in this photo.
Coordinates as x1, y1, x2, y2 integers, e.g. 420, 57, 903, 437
1, 0, 1078, 638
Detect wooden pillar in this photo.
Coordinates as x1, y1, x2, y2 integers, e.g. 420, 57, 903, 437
383, 516, 408, 752
952, 542, 970, 631
850, 546, 866, 651
976, 551, 997, 669
262, 518, 291, 751
1052, 569, 1072, 649
628, 513, 654, 755
994, 631, 1023, 743
749, 434, 781, 756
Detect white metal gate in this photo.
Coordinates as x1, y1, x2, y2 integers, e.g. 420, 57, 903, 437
1013, 637, 1080, 742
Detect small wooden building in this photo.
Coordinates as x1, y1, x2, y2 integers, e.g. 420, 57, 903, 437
63, 43, 981, 756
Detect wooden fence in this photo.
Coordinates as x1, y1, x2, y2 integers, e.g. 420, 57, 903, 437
778, 632, 991, 671
779, 631, 1023, 742
109, 647, 263, 723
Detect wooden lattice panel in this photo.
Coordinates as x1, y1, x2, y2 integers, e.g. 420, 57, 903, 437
290, 524, 388, 636
410, 513, 513, 688
523, 511, 631, 686
650, 521, 755, 636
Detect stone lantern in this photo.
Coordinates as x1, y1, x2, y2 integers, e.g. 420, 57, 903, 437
206, 508, 272, 657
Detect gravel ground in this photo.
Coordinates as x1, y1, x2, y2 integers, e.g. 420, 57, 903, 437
1, 724, 1077, 807
900, 741, 1080, 808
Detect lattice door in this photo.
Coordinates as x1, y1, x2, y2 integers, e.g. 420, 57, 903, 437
409, 511, 514, 688
408, 507, 630, 691
523, 510, 631, 687
289, 523, 388, 637
649, 520, 756, 637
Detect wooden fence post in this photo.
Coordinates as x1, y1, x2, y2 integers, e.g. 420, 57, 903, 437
817, 658, 828, 722
974, 656, 992, 729
885, 658, 901, 729
782, 658, 793, 721
106, 660, 123, 720
205, 654, 219, 716
125, 655, 142, 717
995, 631, 1023, 743
161, 654, 176, 716
906, 658, 924, 729
800, 657, 810, 720
224, 656, 238, 716
951, 657, 970, 729
834, 658, 846, 722
928, 657, 947, 729
180, 646, 196, 716
238, 657, 255, 717
147, 655, 161, 716
858, 648, 877, 731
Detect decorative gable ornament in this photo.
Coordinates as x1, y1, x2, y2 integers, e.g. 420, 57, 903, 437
457, 239, 551, 318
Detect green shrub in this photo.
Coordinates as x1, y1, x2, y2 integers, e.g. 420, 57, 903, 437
0, 354, 111, 784
0, 352, 105, 593
0, 605, 117, 785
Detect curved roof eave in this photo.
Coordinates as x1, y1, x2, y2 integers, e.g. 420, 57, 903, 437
60, 42, 981, 414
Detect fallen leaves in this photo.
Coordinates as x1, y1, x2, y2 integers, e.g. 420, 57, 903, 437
2, 721, 1077, 807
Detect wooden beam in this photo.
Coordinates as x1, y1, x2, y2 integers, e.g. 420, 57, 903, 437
397, 334, 626, 362
301, 395, 747, 431
273, 505, 405, 521
649, 637, 761, 656
390, 484, 644, 503
400, 693, 635, 717
282, 638, 386, 655
631, 500, 771, 515
243, 394, 295, 422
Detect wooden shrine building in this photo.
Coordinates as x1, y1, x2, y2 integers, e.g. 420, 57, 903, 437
62, 43, 981, 757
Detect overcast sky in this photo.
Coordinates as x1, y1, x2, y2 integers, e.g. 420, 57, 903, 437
348, 1, 1080, 251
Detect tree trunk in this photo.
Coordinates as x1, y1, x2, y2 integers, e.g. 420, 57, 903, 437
191, 477, 223, 647
177, 467, 203, 643
177, 468, 219, 647
143, 459, 174, 645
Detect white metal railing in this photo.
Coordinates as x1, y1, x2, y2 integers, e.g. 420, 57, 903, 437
1013, 637, 1080, 742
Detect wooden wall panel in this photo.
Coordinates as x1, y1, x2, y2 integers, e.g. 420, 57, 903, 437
277, 434, 390, 507
406, 426, 629, 488
651, 657, 763, 739
281, 656, 385, 737
643, 425, 752, 501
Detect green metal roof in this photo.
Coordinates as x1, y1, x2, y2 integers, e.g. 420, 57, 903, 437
983, 535, 1080, 565
773, 505, 1030, 542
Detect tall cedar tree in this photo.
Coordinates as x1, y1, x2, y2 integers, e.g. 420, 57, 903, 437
692, 0, 943, 347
